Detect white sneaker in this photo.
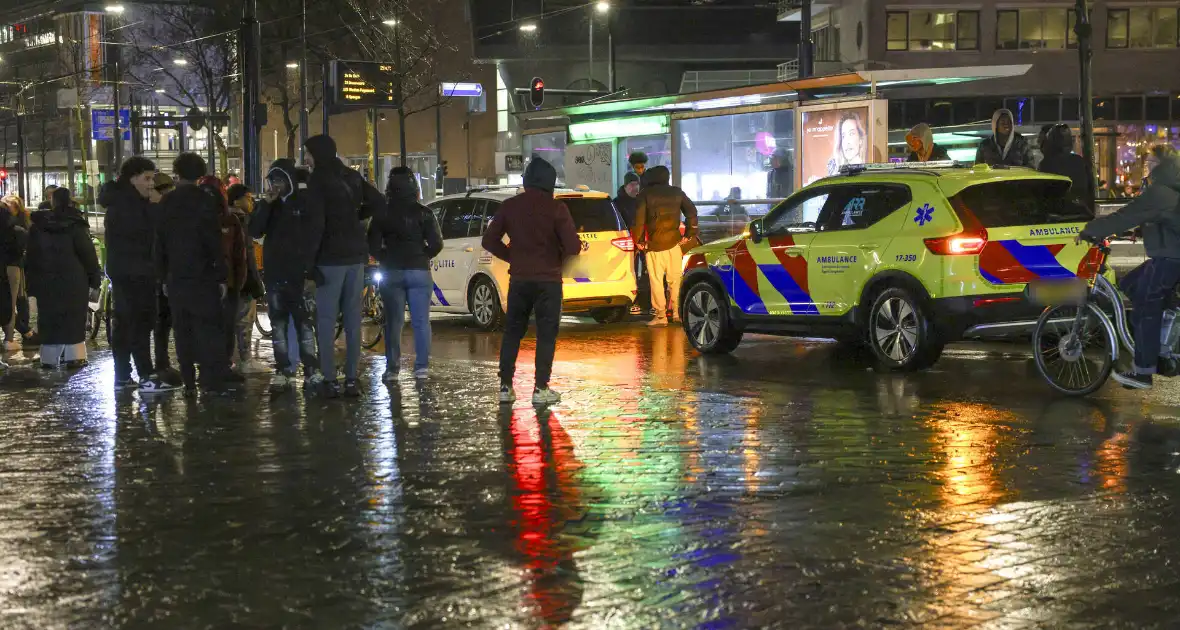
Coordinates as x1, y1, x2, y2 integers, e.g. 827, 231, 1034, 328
304, 371, 325, 389
270, 373, 293, 393
0, 359, 8, 370
238, 359, 270, 374
648, 317, 668, 327
414, 368, 428, 380
532, 388, 562, 405
139, 378, 179, 394
499, 384, 516, 404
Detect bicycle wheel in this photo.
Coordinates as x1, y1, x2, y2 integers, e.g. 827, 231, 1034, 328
254, 297, 273, 338
1032, 303, 1115, 396
360, 286, 385, 349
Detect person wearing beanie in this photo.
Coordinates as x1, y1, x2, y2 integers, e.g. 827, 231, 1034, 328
368, 166, 442, 382
302, 134, 387, 398
481, 157, 581, 406
250, 158, 323, 393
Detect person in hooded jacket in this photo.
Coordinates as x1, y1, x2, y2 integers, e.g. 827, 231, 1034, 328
1080, 149, 1180, 390
1038, 123, 1095, 217
369, 166, 443, 383
156, 153, 232, 396
250, 158, 323, 393
227, 183, 269, 374
905, 123, 950, 162
975, 109, 1034, 167
633, 165, 699, 326
481, 157, 581, 406
26, 187, 100, 369
302, 134, 386, 398
100, 156, 177, 391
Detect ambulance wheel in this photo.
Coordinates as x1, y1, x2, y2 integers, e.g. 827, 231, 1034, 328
469, 277, 504, 331
867, 287, 943, 372
683, 281, 742, 355
590, 306, 627, 324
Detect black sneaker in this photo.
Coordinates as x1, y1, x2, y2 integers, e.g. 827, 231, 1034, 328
322, 380, 342, 399
342, 379, 361, 398
140, 377, 179, 394
1113, 371, 1153, 390
158, 367, 184, 386
115, 377, 139, 390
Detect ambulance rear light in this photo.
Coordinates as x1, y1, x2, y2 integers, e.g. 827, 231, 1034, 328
924, 229, 988, 255
611, 236, 635, 251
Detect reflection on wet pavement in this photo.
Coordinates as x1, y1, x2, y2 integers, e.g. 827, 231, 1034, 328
3, 318, 1180, 628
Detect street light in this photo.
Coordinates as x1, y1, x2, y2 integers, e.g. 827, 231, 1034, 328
154, 88, 165, 93
173, 58, 187, 66
520, 22, 537, 33
104, 4, 125, 13
286, 62, 298, 69
596, 1, 610, 14
383, 18, 398, 26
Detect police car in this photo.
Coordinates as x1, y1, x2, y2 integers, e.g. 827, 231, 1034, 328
428, 186, 637, 330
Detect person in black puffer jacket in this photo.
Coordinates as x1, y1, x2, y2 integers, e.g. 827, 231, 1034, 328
100, 156, 172, 390
1038, 123, 1095, 218
368, 166, 442, 382
26, 188, 100, 369
302, 134, 386, 397
249, 158, 322, 392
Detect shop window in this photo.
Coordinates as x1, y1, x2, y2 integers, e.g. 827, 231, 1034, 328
677, 109, 795, 225
522, 131, 567, 186
1093, 98, 1114, 121
1108, 9, 1129, 48
1118, 96, 1144, 121
888, 100, 906, 130
886, 12, 908, 51
998, 9, 1068, 50
997, 11, 1019, 50
953, 100, 978, 125
1005, 97, 1031, 126
901, 99, 927, 129
928, 101, 952, 127
619, 134, 670, 179
1062, 97, 1080, 121
1146, 96, 1170, 121
1032, 96, 1060, 123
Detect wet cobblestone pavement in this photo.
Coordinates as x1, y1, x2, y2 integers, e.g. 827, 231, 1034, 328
3, 317, 1180, 629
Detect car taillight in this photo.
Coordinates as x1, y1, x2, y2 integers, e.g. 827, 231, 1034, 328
611, 236, 635, 251
924, 229, 988, 255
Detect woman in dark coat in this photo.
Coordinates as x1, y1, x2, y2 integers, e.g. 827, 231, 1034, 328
25, 188, 100, 369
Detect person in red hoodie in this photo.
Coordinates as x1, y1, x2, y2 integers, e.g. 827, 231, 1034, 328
197, 175, 248, 383
482, 157, 581, 406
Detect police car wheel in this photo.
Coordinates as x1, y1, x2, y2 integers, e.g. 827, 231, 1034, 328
683, 281, 742, 354
469, 278, 504, 331
868, 287, 943, 372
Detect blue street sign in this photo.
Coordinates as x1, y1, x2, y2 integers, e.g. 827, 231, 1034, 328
440, 82, 483, 98
91, 108, 131, 141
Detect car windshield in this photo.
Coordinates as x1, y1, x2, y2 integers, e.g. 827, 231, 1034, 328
561, 197, 623, 233
952, 179, 1092, 227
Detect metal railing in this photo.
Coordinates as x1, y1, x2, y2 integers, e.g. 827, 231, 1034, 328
777, 60, 799, 82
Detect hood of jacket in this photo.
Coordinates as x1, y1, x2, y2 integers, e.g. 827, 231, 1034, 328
991, 109, 1016, 159
1150, 154, 1180, 193
522, 158, 557, 193
304, 135, 338, 167
645, 165, 671, 187
385, 166, 419, 203
267, 158, 299, 201
97, 180, 140, 208
907, 123, 934, 157
31, 207, 85, 234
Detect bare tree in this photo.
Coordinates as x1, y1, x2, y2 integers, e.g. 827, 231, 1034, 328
337, 0, 462, 164
122, 3, 239, 175
257, 0, 331, 159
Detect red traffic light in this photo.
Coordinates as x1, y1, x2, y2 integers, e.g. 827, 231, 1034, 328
0, 168, 8, 181
529, 77, 545, 109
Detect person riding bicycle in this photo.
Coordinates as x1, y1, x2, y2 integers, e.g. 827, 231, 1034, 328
1079, 146, 1180, 390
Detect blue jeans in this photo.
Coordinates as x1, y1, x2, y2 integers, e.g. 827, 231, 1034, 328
1120, 258, 1180, 373
378, 268, 433, 372
316, 264, 364, 382
268, 282, 318, 376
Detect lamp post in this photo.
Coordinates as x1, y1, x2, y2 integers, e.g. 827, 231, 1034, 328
590, 1, 610, 87
1075, 0, 1097, 204
299, 0, 308, 162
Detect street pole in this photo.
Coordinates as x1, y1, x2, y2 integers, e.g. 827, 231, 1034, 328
113, 57, 122, 169
1075, 0, 1097, 205
299, 0, 308, 163
39, 117, 46, 196
588, 14, 593, 86
67, 112, 75, 193
464, 111, 471, 189
370, 108, 379, 184
799, 0, 813, 79
322, 63, 331, 137
395, 14, 407, 166
435, 100, 442, 180
15, 68, 25, 201
241, 0, 262, 191
607, 16, 615, 92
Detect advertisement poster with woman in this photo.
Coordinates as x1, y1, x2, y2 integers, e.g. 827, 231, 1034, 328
800, 107, 870, 187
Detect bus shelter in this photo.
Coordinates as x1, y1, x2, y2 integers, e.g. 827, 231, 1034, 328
518, 65, 1031, 243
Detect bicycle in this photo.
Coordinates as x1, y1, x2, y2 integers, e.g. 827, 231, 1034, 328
1030, 238, 1169, 396
87, 236, 112, 345
253, 265, 386, 350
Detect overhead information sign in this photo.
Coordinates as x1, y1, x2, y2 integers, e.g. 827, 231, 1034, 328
441, 82, 483, 98
331, 60, 398, 109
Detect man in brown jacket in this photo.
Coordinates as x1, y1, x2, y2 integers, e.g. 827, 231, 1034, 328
633, 165, 698, 326
482, 157, 581, 406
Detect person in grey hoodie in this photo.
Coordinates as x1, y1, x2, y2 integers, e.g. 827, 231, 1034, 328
1080, 148, 1180, 390
975, 109, 1034, 167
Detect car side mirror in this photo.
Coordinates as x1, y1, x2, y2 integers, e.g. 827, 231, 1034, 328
749, 218, 765, 244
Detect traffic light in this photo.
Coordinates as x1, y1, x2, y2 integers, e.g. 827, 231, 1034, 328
529, 77, 545, 110
0, 168, 8, 181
